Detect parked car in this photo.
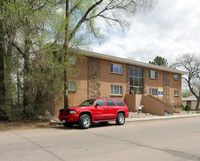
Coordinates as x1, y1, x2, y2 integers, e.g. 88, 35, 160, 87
58, 98, 129, 129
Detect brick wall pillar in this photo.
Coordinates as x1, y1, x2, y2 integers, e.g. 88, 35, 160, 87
88, 57, 101, 99
163, 72, 170, 102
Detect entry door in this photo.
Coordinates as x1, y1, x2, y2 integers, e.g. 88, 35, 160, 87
93, 99, 107, 120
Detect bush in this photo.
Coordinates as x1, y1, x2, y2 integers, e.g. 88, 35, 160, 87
179, 104, 185, 110
0, 105, 12, 121
185, 104, 191, 111
23, 104, 37, 119
0, 104, 39, 121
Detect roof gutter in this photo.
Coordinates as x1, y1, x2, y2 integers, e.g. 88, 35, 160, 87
71, 49, 188, 75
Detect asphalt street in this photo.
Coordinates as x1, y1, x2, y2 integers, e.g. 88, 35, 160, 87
1, 117, 200, 161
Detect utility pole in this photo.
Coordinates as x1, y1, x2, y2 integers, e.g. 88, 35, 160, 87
64, 0, 69, 108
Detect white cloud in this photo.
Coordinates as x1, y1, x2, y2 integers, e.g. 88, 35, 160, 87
91, 0, 200, 65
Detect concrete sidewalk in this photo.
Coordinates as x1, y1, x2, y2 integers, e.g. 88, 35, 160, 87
126, 113, 200, 122
50, 113, 200, 125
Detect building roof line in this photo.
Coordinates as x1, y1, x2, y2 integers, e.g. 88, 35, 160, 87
72, 49, 187, 75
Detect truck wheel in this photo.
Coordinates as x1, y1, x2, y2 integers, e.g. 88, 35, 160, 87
116, 113, 125, 125
78, 114, 91, 129
63, 123, 74, 127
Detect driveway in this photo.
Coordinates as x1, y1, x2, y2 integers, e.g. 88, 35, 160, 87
1, 117, 200, 161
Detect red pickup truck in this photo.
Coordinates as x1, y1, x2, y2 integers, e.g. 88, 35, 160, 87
58, 98, 129, 129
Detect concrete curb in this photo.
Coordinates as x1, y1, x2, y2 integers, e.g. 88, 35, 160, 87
50, 114, 200, 125
50, 120, 63, 125
126, 114, 200, 122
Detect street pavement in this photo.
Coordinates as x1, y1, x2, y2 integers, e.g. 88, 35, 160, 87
1, 116, 200, 161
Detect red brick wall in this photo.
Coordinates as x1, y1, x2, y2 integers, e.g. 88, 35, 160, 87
55, 55, 182, 115
144, 68, 164, 100
68, 58, 88, 106
144, 68, 182, 106
100, 59, 127, 100
169, 73, 182, 106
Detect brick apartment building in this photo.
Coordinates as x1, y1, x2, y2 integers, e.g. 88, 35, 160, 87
55, 50, 186, 116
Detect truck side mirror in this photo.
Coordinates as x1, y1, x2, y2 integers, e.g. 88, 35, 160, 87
95, 103, 100, 108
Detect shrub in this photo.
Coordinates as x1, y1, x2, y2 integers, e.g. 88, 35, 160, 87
23, 104, 37, 119
0, 104, 43, 121
179, 104, 185, 110
0, 105, 12, 121
185, 104, 191, 111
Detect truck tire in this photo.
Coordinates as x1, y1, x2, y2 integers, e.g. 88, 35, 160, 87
116, 113, 125, 125
78, 114, 91, 129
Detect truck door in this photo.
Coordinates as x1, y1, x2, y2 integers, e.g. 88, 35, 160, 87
93, 99, 107, 120
105, 99, 117, 119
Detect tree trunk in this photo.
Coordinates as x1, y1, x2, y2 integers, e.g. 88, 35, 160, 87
23, 27, 32, 107
0, 13, 6, 104
5, 39, 14, 105
196, 98, 200, 110
196, 90, 200, 110
23, 55, 31, 107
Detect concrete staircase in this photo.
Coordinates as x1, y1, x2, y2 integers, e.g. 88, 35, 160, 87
143, 95, 173, 115
125, 94, 173, 116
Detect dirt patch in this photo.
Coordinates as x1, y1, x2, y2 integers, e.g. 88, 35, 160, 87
0, 120, 62, 131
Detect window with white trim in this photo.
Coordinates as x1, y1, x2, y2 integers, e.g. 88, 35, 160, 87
110, 63, 122, 74
174, 90, 179, 96
149, 88, 157, 95
174, 74, 179, 80
68, 82, 76, 91
149, 70, 157, 79
111, 85, 122, 95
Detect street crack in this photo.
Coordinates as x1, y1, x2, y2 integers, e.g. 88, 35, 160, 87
10, 131, 64, 161
85, 131, 200, 161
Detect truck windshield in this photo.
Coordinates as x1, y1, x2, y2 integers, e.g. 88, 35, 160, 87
78, 99, 96, 107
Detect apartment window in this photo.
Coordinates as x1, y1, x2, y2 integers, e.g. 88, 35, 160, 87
111, 85, 122, 95
68, 82, 76, 91
187, 101, 191, 107
129, 67, 144, 94
110, 63, 122, 74
174, 105, 179, 109
174, 90, 179, 96
149, 88, 157, 95
69, 56, 76, 65
149, 70, 157, 79
174, 74, 179, 80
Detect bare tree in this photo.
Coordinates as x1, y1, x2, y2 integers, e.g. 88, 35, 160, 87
175, 54, 200, 110
68, 0, 156, 44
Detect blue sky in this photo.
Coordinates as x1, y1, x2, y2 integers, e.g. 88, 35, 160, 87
91, 0, 200, 65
